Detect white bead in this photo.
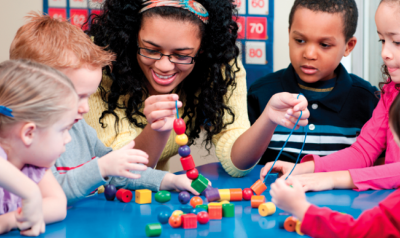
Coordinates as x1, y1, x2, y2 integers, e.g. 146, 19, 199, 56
309, 124, 315, 130
312, 103, 318, 110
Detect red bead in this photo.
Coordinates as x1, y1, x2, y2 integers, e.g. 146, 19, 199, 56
173, 118, 186, 135
182, 214, 197, 229
190, 196, 203, 208
242, 188, 253, 200
180, 155, 195, 170
197, 211, 209, 224
169, 215, 182, 228
186, 168, 199, 180
116, 189, 133, 203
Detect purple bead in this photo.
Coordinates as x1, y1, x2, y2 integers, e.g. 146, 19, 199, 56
178, 191, 191, 204
205, 188, 220, 202
104, 184, 116, 201
200, 185, 212, 196
178, 145, 191, 157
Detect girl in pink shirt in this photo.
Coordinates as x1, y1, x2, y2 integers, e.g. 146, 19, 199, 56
261, 0, 400, 193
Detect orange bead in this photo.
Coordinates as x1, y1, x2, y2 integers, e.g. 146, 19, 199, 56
284, 216, 298, 232
251, 179, 267, 195
169, 215, 182, 228
251, 195, 266, 208
190, 196, 203, 208
229, 188, 242, 201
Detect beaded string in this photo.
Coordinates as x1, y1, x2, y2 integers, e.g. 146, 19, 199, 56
263, 94, 308, 184
175, 100, 179, 119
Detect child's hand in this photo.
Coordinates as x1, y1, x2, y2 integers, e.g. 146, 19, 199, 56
293, 171, 353, 192
265, 92, 309, 129
260, 161, 315, 181
15, 189, 46, 236
270, 177, 311, 221
143, 94, 182, 132
98, 141, 149, 179
160, 174, 211, 195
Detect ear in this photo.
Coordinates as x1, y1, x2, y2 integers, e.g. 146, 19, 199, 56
19, 122, 37, 146
344, 36, 357, 57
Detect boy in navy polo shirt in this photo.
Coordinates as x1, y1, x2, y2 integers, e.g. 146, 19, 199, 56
248, 0, 379, 164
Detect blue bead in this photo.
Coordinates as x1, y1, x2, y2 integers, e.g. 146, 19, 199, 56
181, 205, 193, 214
178, 145, 191, 157
157, 211, 171, 224
178, 191, 191, 204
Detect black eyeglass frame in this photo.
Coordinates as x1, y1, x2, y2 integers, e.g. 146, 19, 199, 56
137, 45, 198, 65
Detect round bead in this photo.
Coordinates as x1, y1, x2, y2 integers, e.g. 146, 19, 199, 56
155, 191, 171, 203
97, 185, 105, 194
173, 118, 186, 135
197, 211, 209, 224
116, 189, 133, 203
104, 184, 116, 201
157, 211, 171, 224
191, 208, 207, 215
178, 191, 191, 204
190, 196, 203, 208
169, 215, 182, 228
186, 168, 199, 180
242, 188, 253, 201
181, 205, 193, 214
178, 145, 191, 157
172, 210, 183, 216
175, 134, 188, 146
145, 223, 162, 237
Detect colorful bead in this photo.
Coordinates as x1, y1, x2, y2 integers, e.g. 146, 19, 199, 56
178, 191, 191, 204
191, 174, 208, 194
135, 189, 152, 204
116, 189, 133, 203
186, 168, 199, 180
251, 195, 266, 208
178, 145, 191, 157
104, 184, 116, 201
180, 155, 195, 171
154, 191, 171, 203
251, 179, 267, 195
169, 215, 182, 228
208, 204, 222, 220
173, 118, 186, 135
229, 188, 242, 201
197, 211, 209, 224
242, 188, 253, 201
97, 185, 105, 194
284, 217, 298, 232
220, 200, 230, 204
196, 204, 208, 212
190, 196, 203, 208
182, 214, 197, 229
258, 202, 276, 216
191, 208, 207, 214
205, 187, 220, 202
200, 185, 212, 196
181, 205, 193, 214
296, 221, 304, 235
175, 134, 188, 146
222, 203, 235, 217
218, 189, 230, 201
157, 211, 171, 224
172, 210, 183, 216
145, 223, 162, 237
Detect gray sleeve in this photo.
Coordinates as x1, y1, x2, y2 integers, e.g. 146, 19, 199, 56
109, 167, 168, 192
51, 158, 109, 205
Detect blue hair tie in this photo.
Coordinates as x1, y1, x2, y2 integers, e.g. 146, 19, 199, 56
0, 106, 14, 118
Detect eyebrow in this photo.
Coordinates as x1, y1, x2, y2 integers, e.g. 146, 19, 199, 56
142, 40, 195, 51
377, 31, 399, 36
292, 31, 336, 41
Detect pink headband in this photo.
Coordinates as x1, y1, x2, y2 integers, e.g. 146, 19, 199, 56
140, 0, 209, 24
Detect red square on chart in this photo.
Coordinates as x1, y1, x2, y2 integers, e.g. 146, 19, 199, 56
48, 8, 67, 21
246, 17, 267, 40
70, 9, 89, 30
90, 9, 103, 16
235, 16, 245, 39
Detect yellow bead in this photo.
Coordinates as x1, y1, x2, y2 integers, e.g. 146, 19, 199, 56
218, 189, 230, 201
172, 210, 183, 216
220, 200, 230, 204
135, 189, 152, 204
175, 134, 188, 146
296, 221, 304, 236
258, 202, 276, 217
97, 185, 105, 194
208, 202, 222, 207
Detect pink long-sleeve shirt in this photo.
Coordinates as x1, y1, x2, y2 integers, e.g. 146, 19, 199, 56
301, 81, 400, 191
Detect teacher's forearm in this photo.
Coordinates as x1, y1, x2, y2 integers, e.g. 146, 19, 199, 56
231, 112, 277, 170
134, 125, 171, 168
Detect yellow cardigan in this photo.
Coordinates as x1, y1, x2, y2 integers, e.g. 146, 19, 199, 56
84, 59, 256, 177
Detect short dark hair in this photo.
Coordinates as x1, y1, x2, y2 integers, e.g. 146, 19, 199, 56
289, 0, 358, 42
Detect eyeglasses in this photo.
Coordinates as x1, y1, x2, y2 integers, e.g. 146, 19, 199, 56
137, 46, 196, 65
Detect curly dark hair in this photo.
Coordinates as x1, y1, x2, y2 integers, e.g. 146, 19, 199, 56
87, 0, 240, 150
289, 0, 358, 42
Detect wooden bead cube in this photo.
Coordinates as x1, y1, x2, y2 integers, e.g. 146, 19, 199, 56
180, 155, 195, 171
284, 216, 298, 232
222, 203, 235, 217
218, 189, 230, 201
251, 179, 267, 195
208, 204, 222, 220
135, 189, 152, 204
182, 214, 197, 229
191, 174, 208, 194
258, 202, 276, 216
251, 195, 266, 208
229, 188, 242, 201
205, 187, 220, 202
145, 223, 162, 237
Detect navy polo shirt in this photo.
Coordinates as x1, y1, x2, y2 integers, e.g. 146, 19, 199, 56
248, 63, 379, 164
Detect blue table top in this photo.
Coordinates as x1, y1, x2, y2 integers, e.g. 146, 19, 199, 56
4, 163, 394, 238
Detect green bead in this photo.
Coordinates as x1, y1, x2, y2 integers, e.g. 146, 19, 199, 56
196, 204, 208, 212
145, 223, 162, 237
191, 174, 208, 194
222, 203, 235, 217
155, 191, 171, 203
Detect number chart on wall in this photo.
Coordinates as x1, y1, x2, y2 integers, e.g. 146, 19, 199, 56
234, 0, 274, 88
43, 0, 104, 30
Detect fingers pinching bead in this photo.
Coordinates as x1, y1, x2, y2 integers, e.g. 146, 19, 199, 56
173, 118, 186, 135
175, 134, 188, 146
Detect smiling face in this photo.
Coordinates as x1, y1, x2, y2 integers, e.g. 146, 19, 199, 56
289, 7, 356, 83
376, 2, 400, 84
137, 16, 202, 95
